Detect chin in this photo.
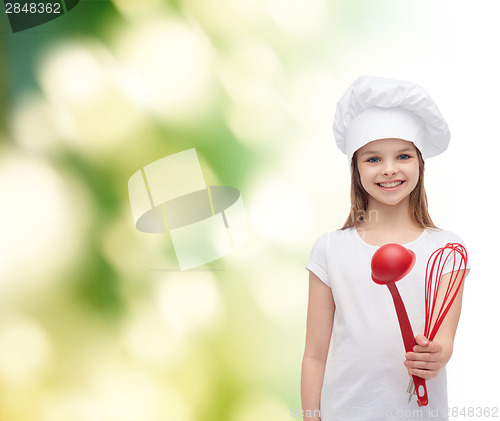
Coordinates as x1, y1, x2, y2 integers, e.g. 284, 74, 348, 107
373, 197, 407, 207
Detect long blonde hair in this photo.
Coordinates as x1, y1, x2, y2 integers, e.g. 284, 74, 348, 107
341, 147, 438, 229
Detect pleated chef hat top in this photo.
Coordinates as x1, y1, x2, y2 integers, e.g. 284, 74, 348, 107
333, 76, 450, 165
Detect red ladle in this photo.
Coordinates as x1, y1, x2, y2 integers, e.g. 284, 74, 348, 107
371, 243, 428, 407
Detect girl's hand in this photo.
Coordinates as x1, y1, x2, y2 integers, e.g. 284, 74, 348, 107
404, 334, 445, 380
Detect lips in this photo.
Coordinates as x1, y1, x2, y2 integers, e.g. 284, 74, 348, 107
376, 180, 405, 190
377, 180, 404, 188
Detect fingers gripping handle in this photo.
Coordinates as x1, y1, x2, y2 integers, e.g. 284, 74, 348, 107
387, 283, 429, 407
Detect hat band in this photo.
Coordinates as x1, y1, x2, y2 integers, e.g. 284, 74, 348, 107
346, 107, 426, 163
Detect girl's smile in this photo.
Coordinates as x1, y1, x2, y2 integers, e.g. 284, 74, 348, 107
376, 180, 406, 190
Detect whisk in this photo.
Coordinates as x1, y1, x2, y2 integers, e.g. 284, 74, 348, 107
407, 242, 468, 402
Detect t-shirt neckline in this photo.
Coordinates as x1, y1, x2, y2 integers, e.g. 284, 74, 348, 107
352, 226, 428, 249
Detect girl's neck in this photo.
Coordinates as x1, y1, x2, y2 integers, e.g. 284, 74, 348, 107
362, 198, 420, 233
356, 199, 424, 246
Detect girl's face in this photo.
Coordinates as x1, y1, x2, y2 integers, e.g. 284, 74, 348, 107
356, 138, 419, 208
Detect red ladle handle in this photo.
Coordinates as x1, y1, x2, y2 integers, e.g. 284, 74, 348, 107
387, 283, 428, 407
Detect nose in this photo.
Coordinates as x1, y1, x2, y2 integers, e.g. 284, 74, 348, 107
382, 161, 397, 177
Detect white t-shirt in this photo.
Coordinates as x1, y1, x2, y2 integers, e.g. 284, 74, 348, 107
306, 227, 471, 421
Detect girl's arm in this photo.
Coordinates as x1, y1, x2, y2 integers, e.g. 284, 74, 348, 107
405, 269, 467, 378
301, 271, 335, 421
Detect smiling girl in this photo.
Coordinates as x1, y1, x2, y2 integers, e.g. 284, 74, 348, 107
301, 76, 470, 421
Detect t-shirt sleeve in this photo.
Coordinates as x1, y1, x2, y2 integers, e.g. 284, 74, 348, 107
305, 233, 330, 287
440, 233, 471, 278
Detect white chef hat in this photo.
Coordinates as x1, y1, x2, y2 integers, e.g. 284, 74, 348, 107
333, 76, 450, 165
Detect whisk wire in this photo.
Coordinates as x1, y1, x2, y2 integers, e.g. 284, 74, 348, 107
424, 243, 468, 341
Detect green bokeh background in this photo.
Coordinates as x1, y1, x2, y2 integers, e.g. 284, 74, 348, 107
0, 1, 493, 420
1, 1, 345, 420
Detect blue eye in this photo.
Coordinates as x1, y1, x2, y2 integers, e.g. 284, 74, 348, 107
398, 154, 410, 160
368, 157, 380, 163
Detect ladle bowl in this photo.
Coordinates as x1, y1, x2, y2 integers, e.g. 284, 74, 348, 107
371, 243, 416, 284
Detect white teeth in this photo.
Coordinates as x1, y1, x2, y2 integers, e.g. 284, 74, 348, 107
378, 181, 403, 188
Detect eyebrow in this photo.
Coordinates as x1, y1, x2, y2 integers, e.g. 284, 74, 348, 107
359, 147, 415, 156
